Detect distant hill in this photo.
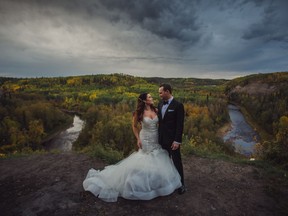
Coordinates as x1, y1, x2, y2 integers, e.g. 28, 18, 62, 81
225, 72, 288, 96
143, 77, 228, 89
0, 74, 228, 89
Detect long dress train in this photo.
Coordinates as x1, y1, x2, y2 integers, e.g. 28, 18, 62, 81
83, 116, 182, 202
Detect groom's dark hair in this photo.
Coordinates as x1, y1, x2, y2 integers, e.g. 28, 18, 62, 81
160, 83, 172, 94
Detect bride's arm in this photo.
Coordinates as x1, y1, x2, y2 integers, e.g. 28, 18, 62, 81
132, 114, 142, 149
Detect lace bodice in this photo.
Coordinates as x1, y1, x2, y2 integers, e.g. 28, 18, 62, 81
139, 116, 161, 153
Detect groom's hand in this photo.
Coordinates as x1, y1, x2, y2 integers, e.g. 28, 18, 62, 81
171, 142, 180, 150
137, 140, 142, 149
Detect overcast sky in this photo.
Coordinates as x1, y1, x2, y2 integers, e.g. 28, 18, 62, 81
0, 0, 287, 79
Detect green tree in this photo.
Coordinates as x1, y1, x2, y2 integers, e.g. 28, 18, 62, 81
27, 120, 45, 150
276, 116, 288, 147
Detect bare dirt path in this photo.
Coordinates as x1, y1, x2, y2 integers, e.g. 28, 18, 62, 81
0, 152, 287, 216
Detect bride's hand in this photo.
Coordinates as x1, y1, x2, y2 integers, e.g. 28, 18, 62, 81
137, 140, 142, 149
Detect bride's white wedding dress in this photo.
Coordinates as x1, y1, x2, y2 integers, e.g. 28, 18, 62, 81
83, 116, 182, 202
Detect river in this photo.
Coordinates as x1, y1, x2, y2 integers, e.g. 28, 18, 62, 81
45, 115, 84, 152
224, 104, 259, 156
45, 106, 258, 156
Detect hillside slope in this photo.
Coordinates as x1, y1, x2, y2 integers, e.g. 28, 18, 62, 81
225, 72, 288, 96
224, 72, 288, 142
1, 153, 287, 216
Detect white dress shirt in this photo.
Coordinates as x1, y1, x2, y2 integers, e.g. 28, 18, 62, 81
161, 97, 173, 119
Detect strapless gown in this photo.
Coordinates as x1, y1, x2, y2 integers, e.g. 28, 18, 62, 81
83, 116, 182, 202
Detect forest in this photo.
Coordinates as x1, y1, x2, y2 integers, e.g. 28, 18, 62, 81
225, 72, 288, 166
0, 72, 287, 168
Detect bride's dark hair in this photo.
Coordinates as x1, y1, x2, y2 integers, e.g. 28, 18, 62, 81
135, 93, 157, 122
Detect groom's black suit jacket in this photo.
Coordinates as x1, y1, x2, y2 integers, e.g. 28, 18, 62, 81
158, 98, 184, 149
158, 98, 185, 184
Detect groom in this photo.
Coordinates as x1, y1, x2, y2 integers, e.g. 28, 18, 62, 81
158, 83, 186, 194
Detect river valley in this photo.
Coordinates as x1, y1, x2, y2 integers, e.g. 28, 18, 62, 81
44, 105, 260, 157
223, 104, 260, 156
44, 115, 84, 152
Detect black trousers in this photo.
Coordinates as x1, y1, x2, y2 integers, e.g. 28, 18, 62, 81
162, 145, 184, 185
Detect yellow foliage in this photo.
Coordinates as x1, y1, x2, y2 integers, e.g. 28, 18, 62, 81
89, 92, 97, 101
66, 77, 82, 86
123, 92, 138, 99
2, 83, 21, 92
184, 104, 209, 116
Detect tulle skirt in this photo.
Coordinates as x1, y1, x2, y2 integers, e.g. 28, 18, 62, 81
83, 148, 182, 202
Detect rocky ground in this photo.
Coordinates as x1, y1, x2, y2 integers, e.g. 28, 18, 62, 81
0, 152, 287, 216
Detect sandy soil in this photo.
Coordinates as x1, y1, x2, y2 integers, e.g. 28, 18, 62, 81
0, 152, 287, 216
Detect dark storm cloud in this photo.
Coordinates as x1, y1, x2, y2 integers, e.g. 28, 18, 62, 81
0, 0, 287, 78
98, 0, 201, 43
242, 0, 288, 43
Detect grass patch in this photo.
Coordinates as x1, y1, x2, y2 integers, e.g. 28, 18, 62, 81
0, 148, 48, 159
80, 144, 124, 164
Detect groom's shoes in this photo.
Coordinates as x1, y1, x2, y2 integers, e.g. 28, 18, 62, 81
178, 185, 186, 195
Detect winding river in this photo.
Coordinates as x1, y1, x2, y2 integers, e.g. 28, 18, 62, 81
45, 105, 258, 156
224, 104, 260, 156
45, 115, 84, 152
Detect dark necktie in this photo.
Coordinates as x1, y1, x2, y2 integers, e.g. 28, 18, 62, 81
163, 101, 169, 105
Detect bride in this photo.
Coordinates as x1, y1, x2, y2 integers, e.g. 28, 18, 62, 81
83, 93, 182, 202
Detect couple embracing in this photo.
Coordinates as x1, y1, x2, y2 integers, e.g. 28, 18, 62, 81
83, 83, 186, 202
